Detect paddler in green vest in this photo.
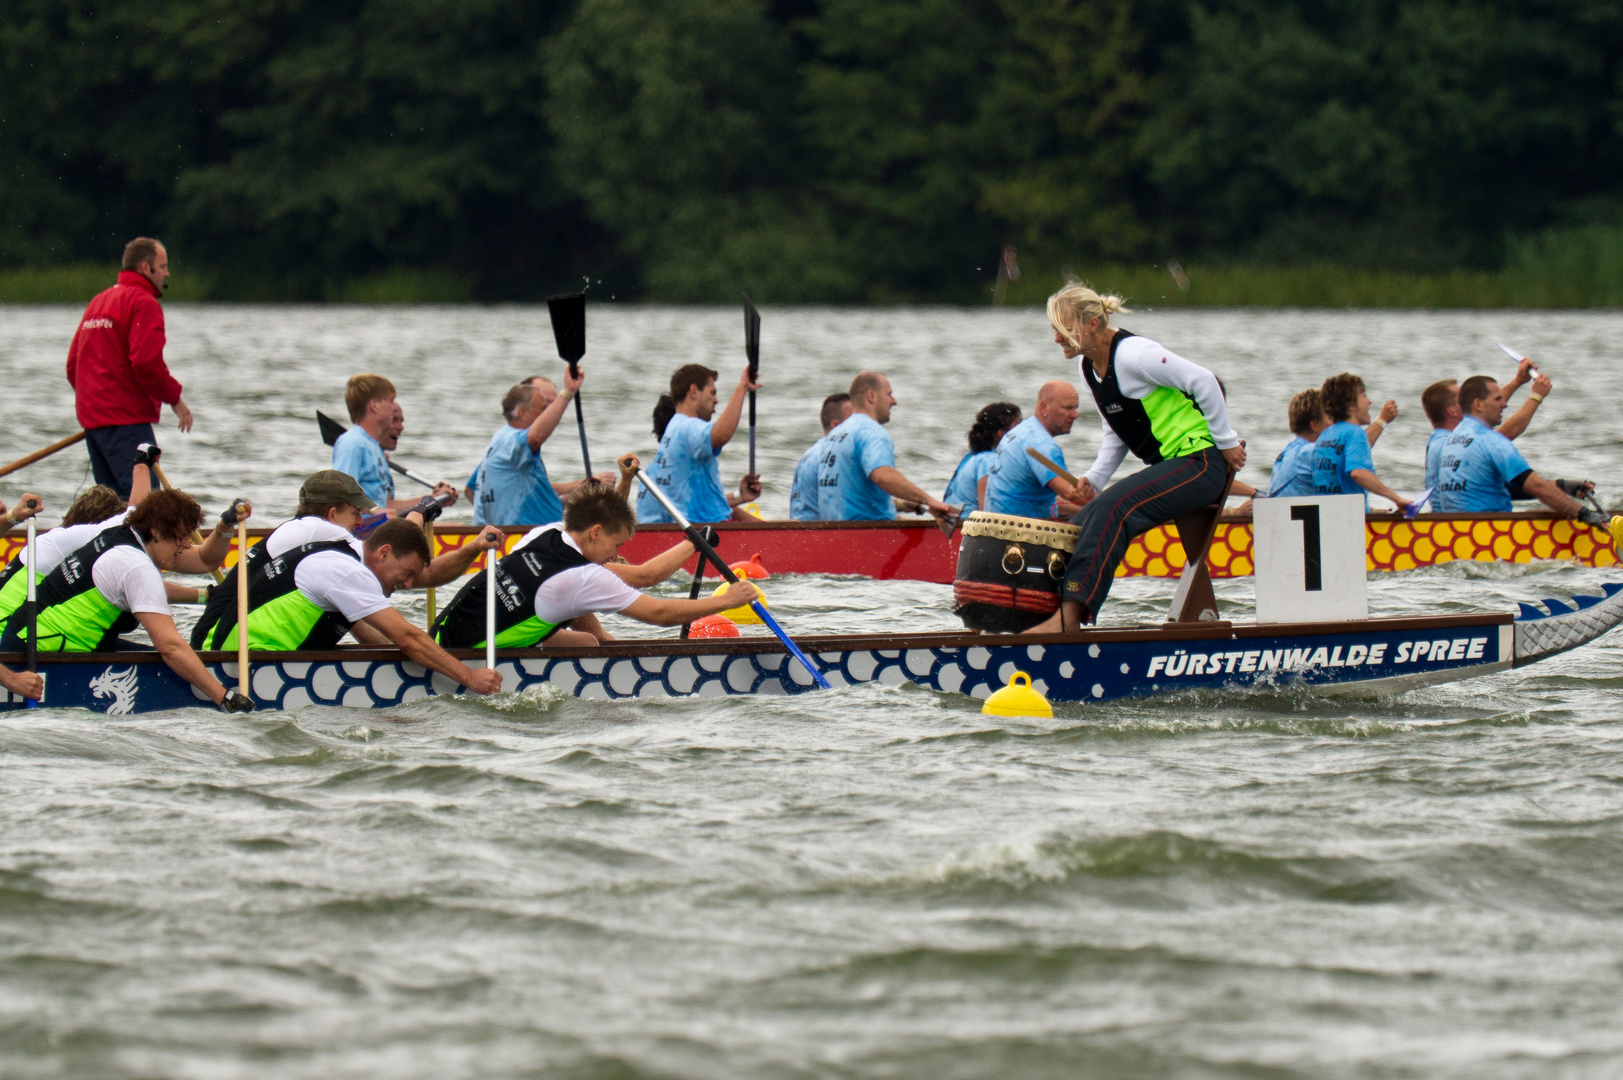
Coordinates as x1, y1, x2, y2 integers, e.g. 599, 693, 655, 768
432, 483, 759, 649
0, 488, 255, 711
1024, 283, 1249, 632
195, 478, 503, 695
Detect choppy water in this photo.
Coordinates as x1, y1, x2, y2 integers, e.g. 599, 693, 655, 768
3, 305, 1623, 1077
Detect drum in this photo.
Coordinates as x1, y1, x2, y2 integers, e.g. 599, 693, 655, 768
952, 512, 1082, 633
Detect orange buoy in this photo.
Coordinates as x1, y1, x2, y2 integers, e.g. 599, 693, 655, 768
730, 553, 770, 579
688, 614, 741, 638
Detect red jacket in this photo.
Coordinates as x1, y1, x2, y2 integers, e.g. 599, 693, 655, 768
65, 271, 183, 429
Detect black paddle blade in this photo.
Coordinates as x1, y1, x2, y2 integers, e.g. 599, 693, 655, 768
743, 293, 760, 375
547, 292, 587, 373
316, 410, 348, 447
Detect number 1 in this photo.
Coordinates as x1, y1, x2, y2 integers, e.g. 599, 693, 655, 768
1291, 505, 1322, 591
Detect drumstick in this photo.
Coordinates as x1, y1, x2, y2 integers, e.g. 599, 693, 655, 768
1026, 447, 1080, 487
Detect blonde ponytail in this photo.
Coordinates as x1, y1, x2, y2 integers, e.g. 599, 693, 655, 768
1046, 283, 1130, 347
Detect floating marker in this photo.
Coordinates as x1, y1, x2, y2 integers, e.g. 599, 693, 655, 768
713, 582, 767, 624
688, 614, 740, 639
981, 671, 1053, 718
730, 553, 770, 580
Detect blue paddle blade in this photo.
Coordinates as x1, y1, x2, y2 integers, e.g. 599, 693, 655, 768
754, 604, 831, 689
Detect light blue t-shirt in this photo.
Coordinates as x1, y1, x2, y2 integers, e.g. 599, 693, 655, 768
817, 413, 896, 521
1268, 435, 1318, 497
1424, 427, 1448, 495
943, 451, 995, 511
637, 413, 730, 524
331, 426, 393, 508
984, 416, 1065, 519
789, 439, 826, 521
1435, 416, 1532, 512
474, 424, 563, 527
1311, 421, 1375, 508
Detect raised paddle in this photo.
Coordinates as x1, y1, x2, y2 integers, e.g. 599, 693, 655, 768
315, 411, 439, 491
1026, 447, 1080, 487
546, 292, 593, 480
633, 469, 832, 689
0, 431, 86, 480
743, 293, 760, 476
149, 461, 225, 585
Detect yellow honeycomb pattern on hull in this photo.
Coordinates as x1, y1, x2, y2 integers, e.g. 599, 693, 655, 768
1114, 515, 1618, 578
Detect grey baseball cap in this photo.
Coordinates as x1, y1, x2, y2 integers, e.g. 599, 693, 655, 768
298, 470, 377, 511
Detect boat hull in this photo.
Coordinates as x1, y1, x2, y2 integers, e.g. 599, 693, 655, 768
4, 513, 1607, 584
0, 613, 1518, 715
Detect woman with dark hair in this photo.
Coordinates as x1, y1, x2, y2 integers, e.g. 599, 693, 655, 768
942, 402, 1021, 512
0, 488, 253, 711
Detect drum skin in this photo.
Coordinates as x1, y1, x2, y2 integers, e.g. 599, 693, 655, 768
953, 513, 1082, 633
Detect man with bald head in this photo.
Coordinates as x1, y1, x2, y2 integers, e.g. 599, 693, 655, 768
983, 381, 1088, 519
817, 371, 956, 522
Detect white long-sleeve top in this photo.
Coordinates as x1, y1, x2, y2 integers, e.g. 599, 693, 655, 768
1081, 334, 1240, 491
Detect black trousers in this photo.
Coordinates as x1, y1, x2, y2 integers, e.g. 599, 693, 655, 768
1063, 447, 1229, 623
85, 423, 155, 501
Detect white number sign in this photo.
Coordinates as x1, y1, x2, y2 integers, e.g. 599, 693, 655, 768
1253, 495, 1367, 623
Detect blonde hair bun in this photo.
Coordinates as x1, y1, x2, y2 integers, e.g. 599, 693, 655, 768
1046, 282, 1130, 347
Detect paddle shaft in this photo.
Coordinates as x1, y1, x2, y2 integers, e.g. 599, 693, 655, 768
316, 411, 441, 490
570, 374, 593, 480
632, 470, 831, 690
679, 554, 706, 640
236, 515, 249, 697
150, 462, 225, 584
0, 430, 86, 480
485, 551, 497, 672
748, 390, 756, 476
1026, 447, 1080, 487
425, 520, 437, 627
24, 516, 37, 708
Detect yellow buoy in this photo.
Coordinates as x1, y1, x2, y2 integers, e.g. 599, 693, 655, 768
712, 581, 766, 625
981, 671, 1053, 718
1608, 515, 1623, 553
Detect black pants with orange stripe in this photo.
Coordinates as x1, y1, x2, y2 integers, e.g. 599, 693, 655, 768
1063, 447, 1228, 624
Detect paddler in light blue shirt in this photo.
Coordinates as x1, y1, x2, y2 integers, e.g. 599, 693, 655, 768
984, 382, 1087, 519
637, 363, 763, 524
1267, 388, 1329, 497
1435, 374, 1600, 521
1420, 360, 1547, 495
473, 372, 613, 526
942, 401, 1020, 513
817, 371, 956, 523
789, 393, 852, 520
332, 373, 456, 516
1311, 372, 1412, 511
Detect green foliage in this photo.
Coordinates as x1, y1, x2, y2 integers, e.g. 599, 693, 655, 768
5, 0, 1623, 303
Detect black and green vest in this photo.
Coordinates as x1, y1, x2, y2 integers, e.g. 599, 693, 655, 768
0, 555, 32, 631
1082, 330, 1215, 466
431, 528, 589, 649
189, 539, 269, 649
11, 525, 146, 652
201, 539, 362, 651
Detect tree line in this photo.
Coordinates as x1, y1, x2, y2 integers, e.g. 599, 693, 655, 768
4, 0, 1621, 302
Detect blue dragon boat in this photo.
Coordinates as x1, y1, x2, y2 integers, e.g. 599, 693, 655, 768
2, 580, 1618, 715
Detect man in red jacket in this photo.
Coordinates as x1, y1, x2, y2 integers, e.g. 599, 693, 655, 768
65, 238, 195, 499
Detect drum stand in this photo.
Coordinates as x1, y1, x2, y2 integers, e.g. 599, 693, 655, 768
1161, 468, 1238, 626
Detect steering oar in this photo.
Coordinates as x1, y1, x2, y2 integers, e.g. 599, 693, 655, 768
632, 469, 831, 690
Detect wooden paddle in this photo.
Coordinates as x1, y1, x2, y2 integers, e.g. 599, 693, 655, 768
234, 501, 250, 698
1026, 447, 1079, 487
0, 431, 86, 480
149, 462, 225, 585
743, 294, 760, 476
23, 510, 38, 708
546, 292, 593, 480
485, 544, 497, 674
315, 410, 439, 491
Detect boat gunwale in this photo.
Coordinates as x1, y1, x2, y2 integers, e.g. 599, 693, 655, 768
0, 611, 1513, 668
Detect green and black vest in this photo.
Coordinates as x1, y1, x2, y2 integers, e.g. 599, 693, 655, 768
1082, 331, 1215, 465
431, 528, 589, 649
12, 525, 146, 652
189, 539, 269, 649
0, 555, 34, 631
201, 539, 362, 652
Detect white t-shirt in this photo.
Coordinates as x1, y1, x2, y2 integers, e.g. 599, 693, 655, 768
264, 517, 390, 625
516, 526, 641, 626
26, 509, 132, 575
91, 542, 170, 618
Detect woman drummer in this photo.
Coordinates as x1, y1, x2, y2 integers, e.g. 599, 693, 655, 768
1024, 284, 1247, 633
